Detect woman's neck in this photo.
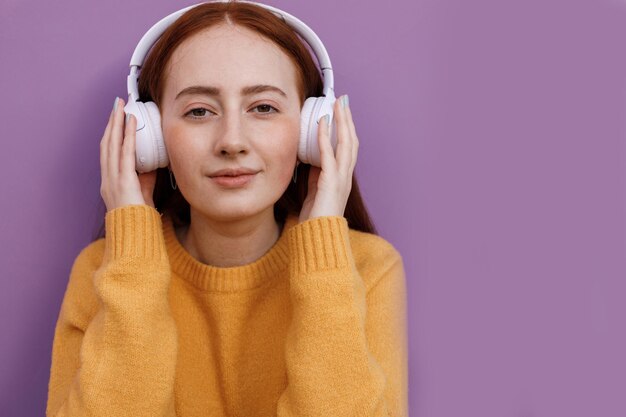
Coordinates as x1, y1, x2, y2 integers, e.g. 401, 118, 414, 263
175, 208, 282, 268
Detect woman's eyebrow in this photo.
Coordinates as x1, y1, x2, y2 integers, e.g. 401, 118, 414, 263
175, 84, 287, 100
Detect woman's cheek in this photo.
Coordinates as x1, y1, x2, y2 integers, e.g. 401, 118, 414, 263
273, 128, 299, 184
163, 124, 195, 168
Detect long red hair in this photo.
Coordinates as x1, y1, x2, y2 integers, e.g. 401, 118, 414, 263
93, 0, 376, 240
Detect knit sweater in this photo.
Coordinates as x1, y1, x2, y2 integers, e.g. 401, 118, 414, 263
46, 204, 408, 417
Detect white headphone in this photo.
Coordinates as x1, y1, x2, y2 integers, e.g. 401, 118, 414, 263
123, 0, 338, 173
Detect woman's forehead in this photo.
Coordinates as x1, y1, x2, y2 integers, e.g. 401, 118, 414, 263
165, 24, 298, 88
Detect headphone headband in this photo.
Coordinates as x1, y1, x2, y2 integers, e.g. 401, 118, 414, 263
126, 0, 334, 101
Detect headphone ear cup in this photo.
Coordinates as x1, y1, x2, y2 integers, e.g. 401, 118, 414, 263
299, 95, 337, 167
143, 101, 168, 169
133, 101, 168, 173
298, 97, 317, 165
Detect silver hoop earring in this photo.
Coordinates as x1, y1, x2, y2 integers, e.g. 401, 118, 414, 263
168, 167, 178, 190
292, 161, 300, 184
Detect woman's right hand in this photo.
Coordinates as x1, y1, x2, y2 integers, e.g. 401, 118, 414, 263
100, 97, 157, 212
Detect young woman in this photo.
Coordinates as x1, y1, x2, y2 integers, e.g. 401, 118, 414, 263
47, 1, 408, 416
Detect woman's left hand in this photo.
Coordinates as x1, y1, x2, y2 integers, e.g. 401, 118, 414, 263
299, 95, 358, 223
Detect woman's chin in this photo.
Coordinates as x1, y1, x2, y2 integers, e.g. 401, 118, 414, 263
190, 201, 276, 224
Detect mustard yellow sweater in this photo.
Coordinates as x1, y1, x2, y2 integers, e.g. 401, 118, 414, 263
46, 204, 408, 416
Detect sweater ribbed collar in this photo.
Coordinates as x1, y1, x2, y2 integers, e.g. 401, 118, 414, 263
161, 214, 298, 292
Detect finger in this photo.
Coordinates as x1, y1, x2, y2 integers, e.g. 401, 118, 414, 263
121, 113, 136, 175
100, 98, 119, 191
334, 96, 353, 175
317, 114, 336, 170
138, 171, 157, 207
108, 98, 125, 177
344, 103, 359, 175
104, 98, 116, 135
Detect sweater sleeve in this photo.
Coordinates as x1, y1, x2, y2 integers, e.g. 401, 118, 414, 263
46, 205, 178, 417
277, 216, 409, 417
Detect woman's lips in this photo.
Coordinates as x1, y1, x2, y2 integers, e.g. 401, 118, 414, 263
209, 173, 257, 188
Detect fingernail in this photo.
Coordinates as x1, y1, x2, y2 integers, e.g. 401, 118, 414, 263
341, 95, 349, 109
125, 113, 131, 123
113, 97, 118, 112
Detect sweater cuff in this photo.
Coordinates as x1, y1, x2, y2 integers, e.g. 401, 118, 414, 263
287, 216, 353, 275
104, 205, 167, 262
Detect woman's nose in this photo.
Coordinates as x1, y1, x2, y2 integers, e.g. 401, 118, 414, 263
214, 113, 249, 157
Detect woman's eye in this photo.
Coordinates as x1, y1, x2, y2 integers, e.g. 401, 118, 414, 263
185, 107, 212, 119
252, 104, 278, 114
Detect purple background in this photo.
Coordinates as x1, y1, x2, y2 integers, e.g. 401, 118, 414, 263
1, 0, 625, 415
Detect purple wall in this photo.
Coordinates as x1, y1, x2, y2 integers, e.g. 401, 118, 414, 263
1, 0, 625, 415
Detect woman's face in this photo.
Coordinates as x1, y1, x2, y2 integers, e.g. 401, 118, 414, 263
160, 23, 302, 222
